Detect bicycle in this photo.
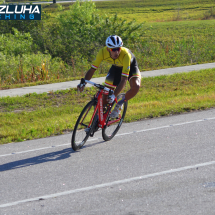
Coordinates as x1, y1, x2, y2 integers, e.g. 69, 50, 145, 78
71, 79, 128, 151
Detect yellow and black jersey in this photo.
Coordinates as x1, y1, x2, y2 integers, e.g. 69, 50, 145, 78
91, 47, 135, 78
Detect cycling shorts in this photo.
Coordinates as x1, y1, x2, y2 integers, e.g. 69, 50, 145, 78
104, 57, 141, 89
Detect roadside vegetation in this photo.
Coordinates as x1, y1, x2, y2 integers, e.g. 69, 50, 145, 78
1, 68, 215, 144
1, 0, 215, 144
0, 0, 215, 89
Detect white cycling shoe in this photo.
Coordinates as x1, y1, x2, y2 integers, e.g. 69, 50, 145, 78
110, 104, 123, 118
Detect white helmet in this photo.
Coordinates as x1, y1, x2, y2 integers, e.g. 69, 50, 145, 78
106, 35, 123, 48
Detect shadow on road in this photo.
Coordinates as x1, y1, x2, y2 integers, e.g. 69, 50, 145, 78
0, 140, 106, 172
0, 147, 75, 172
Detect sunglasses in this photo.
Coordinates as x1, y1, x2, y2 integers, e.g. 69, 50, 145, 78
110, 47, 121, 52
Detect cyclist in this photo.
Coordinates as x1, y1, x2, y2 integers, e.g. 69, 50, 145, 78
77, 35, 141, 118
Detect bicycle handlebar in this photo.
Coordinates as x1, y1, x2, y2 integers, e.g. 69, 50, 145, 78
81, 78, 114, 95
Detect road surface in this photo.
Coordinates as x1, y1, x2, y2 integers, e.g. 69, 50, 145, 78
1, 108, 215, 214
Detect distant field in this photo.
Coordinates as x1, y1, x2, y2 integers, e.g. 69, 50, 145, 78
5, 0, 215, 22
37, 0, 215, 22
146, 20, 215, 40
131, 19, 215, 71
1, 68, 215, 144
1, 0, 215, 88
1, 0, 215, 144
95, 0, 215, 22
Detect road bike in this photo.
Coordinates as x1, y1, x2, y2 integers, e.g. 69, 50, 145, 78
71, 79, 128, 151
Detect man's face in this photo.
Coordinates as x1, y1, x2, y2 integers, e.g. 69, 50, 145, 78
108, 47, 121, 59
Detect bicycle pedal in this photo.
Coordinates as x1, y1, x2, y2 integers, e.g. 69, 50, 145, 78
90, 128, 95, 136
89, 132, 95, 137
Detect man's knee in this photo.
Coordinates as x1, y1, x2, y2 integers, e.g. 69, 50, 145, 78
130, 78, 141, 92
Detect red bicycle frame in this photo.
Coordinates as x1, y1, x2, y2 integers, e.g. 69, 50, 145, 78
84, 86, 122, 130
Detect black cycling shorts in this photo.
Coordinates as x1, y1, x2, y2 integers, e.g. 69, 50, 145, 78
104, 57, 141, 89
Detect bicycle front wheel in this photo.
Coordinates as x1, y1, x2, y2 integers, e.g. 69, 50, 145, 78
102, 93, 127, 141
71, 100, 96, 151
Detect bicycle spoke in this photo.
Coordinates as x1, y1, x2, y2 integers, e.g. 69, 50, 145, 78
72, 100, 96, 150
102, 93, 127, 141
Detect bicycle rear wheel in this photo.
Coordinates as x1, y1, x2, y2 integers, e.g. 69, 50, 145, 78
102, 93, 127, 141
72, 100, 96, 151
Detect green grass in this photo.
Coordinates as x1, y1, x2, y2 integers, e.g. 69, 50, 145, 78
1, 19, 215, 89
1, 0, 215, 146
1, 0, 215, 88
1, 68, 215, 144
40, 0, 215, 22
0, 70, 107, 90
95, 0, 215, 22
134, 19, 215, 70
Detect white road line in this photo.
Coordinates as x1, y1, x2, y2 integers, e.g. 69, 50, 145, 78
0, 138, 98, 158
1, 159, 215, 208
0, 117, 215, 158
0, 143, 70, 158
116, 117, 215, 137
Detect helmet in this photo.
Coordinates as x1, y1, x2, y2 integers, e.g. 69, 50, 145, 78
106, 35, 123, 48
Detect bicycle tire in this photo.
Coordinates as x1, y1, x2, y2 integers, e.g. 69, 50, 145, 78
102, 93, 127, 141
71, 100, 96, 151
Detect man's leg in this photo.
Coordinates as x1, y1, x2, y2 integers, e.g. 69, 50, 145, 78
103, 66, 121, 106
116, 77, 141, 106
110, 77, 141, 118
125, 77, 141, 101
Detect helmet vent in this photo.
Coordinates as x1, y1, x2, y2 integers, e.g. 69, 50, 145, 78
107, 43, 114, 47
110, 36, 116, 45
116, 37, 119, 44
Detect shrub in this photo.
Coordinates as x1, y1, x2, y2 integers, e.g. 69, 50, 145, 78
0, 28, 36, 56
36, 1, 145, 62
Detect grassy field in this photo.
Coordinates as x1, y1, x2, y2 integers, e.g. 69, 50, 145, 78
1, 0, 215, 145
95, 0, 215, 22
41, 0, 215, 22
1, 18, 215, 89
1, 68, 215, 144
1, 0, 215, 89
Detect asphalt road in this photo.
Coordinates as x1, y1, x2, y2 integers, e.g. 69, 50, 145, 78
1, 108, 215, 214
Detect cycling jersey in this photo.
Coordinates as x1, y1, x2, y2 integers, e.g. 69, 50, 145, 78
91, 47, 135, 78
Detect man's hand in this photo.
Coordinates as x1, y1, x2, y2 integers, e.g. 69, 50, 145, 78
77, 83, 85, 92
77, 79, 86, 92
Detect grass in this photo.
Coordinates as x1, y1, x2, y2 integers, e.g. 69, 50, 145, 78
1, 0, 215, 88
1, 68, 215, 144
1, 19, 215, 89
40, 0, 215, 22
95, 0, 215, 22
0, 70, 107, 90
132, 19, 215, 71
1, 0, 215, 145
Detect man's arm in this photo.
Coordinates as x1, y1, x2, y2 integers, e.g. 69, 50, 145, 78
77, 68, 96, 92
85, 68, 96, 80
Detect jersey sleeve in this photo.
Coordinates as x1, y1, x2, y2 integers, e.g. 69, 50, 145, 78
91, 48, 104, 70
121, 53, 131, 78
